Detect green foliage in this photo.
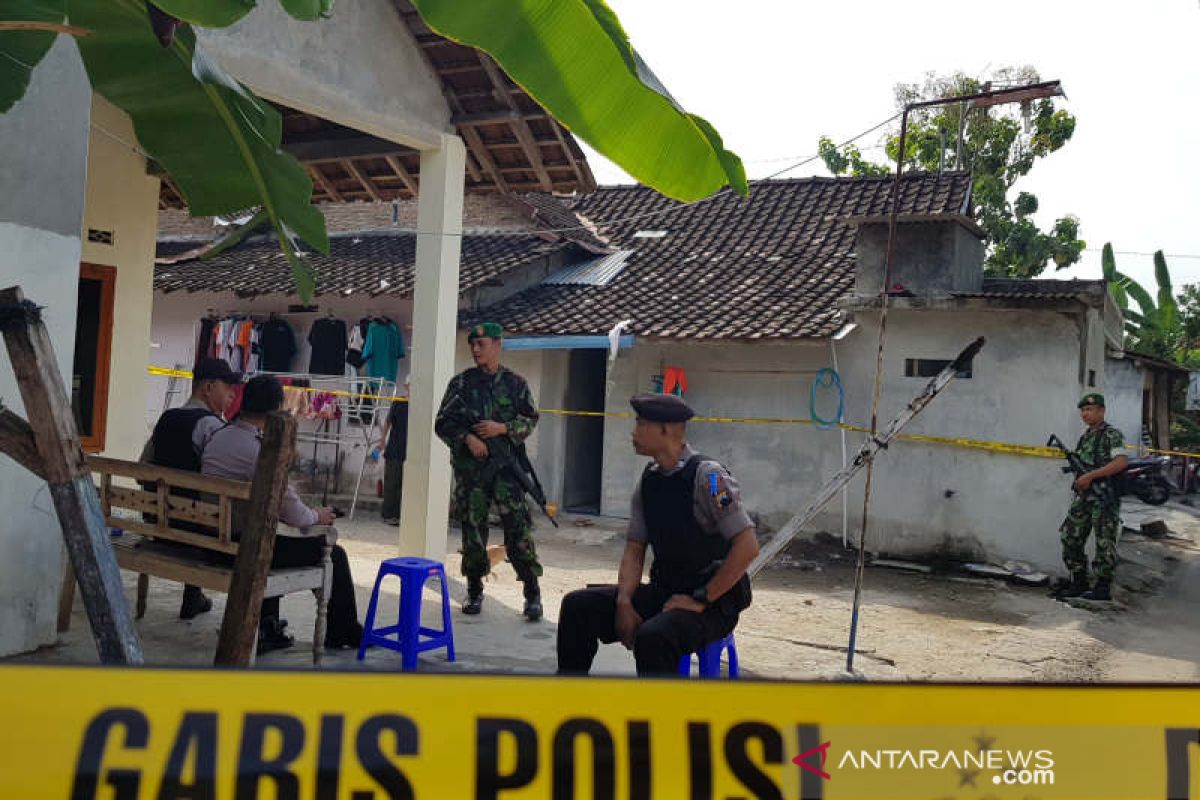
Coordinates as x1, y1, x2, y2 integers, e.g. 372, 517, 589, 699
1103, 244, 1195, 365
0, 0, 66, 114
3, 0, 746, 303
409, 0, 747, 202
818, 67, 1083, 279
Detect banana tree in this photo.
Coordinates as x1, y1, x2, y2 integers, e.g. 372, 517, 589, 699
1, 1, 745, 302
1103, 242, 1180, 359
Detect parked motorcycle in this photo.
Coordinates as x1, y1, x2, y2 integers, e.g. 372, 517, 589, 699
1112, 455, 1172, 505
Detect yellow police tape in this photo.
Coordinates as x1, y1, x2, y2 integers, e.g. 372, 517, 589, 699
3, 664, 1200, 799
149, 365, 1191, 463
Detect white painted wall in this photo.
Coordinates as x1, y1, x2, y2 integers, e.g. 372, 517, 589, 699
0, 37, 91, 656
597, 307, 1093, 573
1106, 357, 1146, 452
198, 1, 449, 150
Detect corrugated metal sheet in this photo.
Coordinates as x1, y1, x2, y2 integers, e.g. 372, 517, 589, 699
542, 250, 633, 287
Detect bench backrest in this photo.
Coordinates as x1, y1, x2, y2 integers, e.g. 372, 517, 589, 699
85, 455, 257, 556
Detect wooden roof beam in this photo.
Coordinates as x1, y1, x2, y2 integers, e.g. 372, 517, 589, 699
308, 165, 343, 202
384, 155, 419, 196
342, 159, 383, 202
478, 56, 553, 191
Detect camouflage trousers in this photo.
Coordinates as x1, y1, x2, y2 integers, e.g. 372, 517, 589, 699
1059, 496, 1120, 581
454, 472, 542, 582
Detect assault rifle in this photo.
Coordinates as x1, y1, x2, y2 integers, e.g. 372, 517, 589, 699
1046, 434, 1117, 505
442, 394, 559, 527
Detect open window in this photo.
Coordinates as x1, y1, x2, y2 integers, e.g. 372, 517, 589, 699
72, 263, 115, 452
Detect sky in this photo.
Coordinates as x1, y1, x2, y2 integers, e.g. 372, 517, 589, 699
578, 0, 1200, 293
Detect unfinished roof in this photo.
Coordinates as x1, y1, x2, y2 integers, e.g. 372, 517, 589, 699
468, 173, 976, 340
158, 3, 595, 210
154, 232, 571, 299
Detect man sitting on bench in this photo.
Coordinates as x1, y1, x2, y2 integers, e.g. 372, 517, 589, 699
201, 375, 363, 654
141, 357, 240, 620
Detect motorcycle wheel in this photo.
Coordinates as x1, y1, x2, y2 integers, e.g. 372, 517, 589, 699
1136, 480, 1170, 506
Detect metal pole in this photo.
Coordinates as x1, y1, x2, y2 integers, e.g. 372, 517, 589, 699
846, 106, 910, 675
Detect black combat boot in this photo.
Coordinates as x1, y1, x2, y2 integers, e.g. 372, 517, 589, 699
1080, 579, 1112, 602
179, 585, 212, 620
257, 617, 294, 655
522, 577, 543, 622
1055, 572, 1089, 600
462, 577, 484, 615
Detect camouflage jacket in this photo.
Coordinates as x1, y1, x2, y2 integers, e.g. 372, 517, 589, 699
435, 366, 538, 472
1074, 423, 1125, 470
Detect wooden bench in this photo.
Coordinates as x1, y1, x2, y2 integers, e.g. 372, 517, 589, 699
60, 454, 333, 664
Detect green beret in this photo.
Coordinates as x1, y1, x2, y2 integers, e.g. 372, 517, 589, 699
467, 322, 504, 342
1078, 393, 1105, 408
630, 393, 694, 423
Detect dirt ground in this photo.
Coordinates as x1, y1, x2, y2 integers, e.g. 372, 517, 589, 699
11, 500, 1200, 682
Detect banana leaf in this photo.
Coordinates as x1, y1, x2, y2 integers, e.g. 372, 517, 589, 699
149, 0, 333, 27
0, 0, 66, 113
1101, 242, 1128, 311
71, 0, 325, 300
1155, 250, 1177, 330
409, 0, 746, 202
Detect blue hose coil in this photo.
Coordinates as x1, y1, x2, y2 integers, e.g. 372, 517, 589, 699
810, 367, 844, 430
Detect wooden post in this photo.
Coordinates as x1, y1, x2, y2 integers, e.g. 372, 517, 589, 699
214, 411, 296, 666
0, 286, 143, 664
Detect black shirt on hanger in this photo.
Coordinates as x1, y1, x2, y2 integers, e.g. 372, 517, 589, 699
308, 318, 347, 375
258, 317, 297, 372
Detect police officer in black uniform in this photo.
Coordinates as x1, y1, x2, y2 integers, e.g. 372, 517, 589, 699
556, 394, 758, 675
139, 358, 240, 619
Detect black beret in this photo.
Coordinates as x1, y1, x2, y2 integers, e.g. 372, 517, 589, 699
630, 393, 694, 423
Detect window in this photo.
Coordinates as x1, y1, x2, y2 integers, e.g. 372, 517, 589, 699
72, 263, 115, 452
904, 357, 972, 379
1088, 369, 1097, 388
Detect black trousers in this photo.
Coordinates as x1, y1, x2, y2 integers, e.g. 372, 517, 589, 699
556, 584, 738, 676
381, 458, 404, 520
261, 539, 359, 644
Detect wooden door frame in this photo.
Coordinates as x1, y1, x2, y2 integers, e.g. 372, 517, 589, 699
78, 262, 116, 453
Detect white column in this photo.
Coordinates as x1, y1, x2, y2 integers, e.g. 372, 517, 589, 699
399, 134, 465, 559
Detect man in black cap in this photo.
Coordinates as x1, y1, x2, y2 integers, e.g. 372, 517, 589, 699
556, 393, 759, 675
140, 357, 240, 619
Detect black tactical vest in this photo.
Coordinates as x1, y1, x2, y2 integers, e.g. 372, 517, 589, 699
150, 407, 215, 473
641, 454, 732, 594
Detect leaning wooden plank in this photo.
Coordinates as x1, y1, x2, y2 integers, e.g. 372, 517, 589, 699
0, 404, 46, 480
747, 337, 986, 579
0, 287, 142, 664
215, 411, 296, 666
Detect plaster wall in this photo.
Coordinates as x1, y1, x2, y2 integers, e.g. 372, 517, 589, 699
197, 2, 449, 150
81, 96, 162, 461
0, 37, 91, 655
596, 307, 1090, 572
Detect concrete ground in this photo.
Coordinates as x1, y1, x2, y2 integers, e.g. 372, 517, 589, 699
10, 501, 1200, 681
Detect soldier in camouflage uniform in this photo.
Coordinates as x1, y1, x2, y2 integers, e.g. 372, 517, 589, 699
1057, 393, 1128, 602
435, 322, 544, 620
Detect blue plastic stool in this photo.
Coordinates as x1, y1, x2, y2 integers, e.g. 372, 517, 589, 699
678, 633, 739, 678
358, 557, 455, 671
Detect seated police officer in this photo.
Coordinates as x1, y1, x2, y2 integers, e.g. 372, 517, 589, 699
556, 394, 758, 676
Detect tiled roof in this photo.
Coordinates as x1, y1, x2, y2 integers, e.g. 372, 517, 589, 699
154, 232, 569, 298
468, 172, 975, 340
955, 278, 1108, 303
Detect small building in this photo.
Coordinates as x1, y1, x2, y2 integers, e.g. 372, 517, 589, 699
472, 173, 1127, 572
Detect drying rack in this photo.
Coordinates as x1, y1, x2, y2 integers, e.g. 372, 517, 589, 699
255, 371, 399, 520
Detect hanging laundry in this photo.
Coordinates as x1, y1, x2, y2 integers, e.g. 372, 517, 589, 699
310, 391, 342, 421
346, 323, 366, 369
308, 317, 347, 376
194, 317, 217, 370
362, 318, 405, 382
663, 366, 688, 396
258, 316, 296, 372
